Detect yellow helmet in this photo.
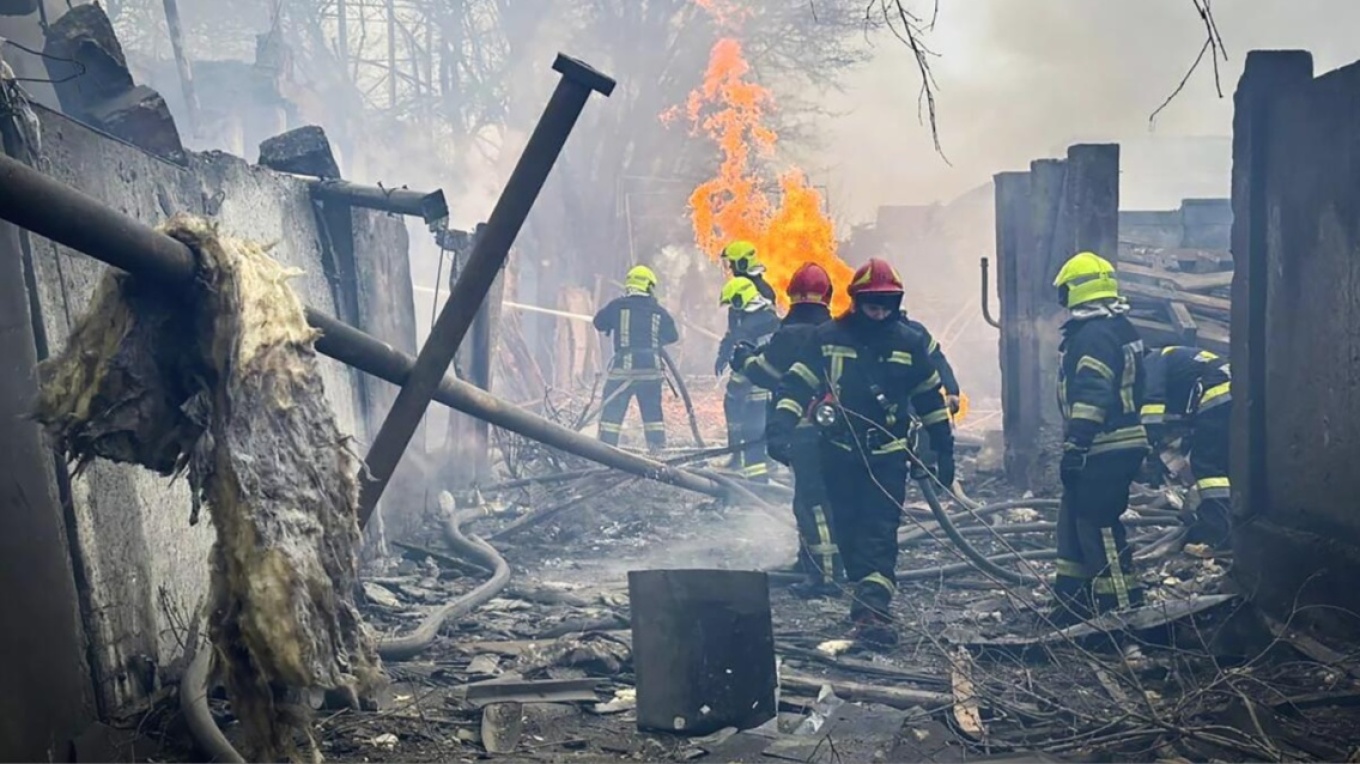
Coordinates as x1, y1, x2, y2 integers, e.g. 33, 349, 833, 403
625, 264, 658, 294
1053, 251, 1119, 308
719, 276, 767, 311
721, 240, 762, 275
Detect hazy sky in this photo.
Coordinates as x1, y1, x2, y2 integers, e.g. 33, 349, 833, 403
810, 1, 1360, 221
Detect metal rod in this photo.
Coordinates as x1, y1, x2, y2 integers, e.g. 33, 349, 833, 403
980, 257, 1001, 329
356, 54, 615, 528
0, 152, 727, 506
308, 179, 448, 225
161, 0, 200, 137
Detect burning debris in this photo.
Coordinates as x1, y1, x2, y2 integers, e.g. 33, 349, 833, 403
34, 214, 381, 761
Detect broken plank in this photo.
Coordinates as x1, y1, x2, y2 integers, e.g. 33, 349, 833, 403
1261, 613, 1360, 681
458, 677, 602, 707
1168, 302, 1197, 345
1121, 260, 1233, 293
1122, 281, 1231, 317
781, 672, 953, 708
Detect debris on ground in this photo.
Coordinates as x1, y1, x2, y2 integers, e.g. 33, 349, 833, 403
96, 381, 1360, 762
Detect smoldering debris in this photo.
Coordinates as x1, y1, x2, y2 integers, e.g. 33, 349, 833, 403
34, 214, 381, 761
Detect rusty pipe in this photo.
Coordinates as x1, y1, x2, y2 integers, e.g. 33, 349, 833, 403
981, 257, 1000, 329
357, 54, 615, 528
0, 153, 730, 504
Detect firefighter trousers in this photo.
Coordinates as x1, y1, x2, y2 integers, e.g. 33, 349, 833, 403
1188, 403, 1231, 549
598, 376, 665, 450
789, 425, 842, 585
824, 449, 906, 622
1055, 451, 1146, 617
723, 379, 770, 481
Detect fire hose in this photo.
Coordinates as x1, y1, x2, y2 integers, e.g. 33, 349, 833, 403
660, 346, 706, 448
184, 502, 511, 761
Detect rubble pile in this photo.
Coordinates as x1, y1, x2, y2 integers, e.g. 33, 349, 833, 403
35, 215, 380, 761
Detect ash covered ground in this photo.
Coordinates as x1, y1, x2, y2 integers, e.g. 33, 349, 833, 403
135, 392, 1360, 763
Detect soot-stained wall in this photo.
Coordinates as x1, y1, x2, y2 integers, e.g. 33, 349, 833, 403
1230, 50, 1360, 642
20, 105, 416, 715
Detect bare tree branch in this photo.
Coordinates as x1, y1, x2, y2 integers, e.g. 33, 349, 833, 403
1150, 0, 1229, 126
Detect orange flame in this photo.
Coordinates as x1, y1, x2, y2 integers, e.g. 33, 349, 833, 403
673, 24, 853, 314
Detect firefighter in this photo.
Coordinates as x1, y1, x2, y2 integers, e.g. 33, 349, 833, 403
717, 275, 781, 480
1140, 346, 1232, 549
900, 310, 963, 415
768, 258, 955, 646
732, 263, 841, 594
721, 240, 777, 302
1051, 251, 1150, 623
592, 265, 679, 451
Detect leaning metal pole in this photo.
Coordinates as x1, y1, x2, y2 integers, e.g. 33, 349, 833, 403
0, 153, 729, 505
357, 54, 616, 528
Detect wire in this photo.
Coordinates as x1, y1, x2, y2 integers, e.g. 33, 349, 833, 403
1, 38, 87, 84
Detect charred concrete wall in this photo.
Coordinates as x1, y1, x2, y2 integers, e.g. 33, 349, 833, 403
1230, 50, 1360, 642
993, 144, 1120, 495
13, 105, 417, 719
1120, 198, 1232, 252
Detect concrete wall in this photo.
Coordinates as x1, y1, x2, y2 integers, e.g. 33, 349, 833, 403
994, 144, 1120, 495
1119, 199, 1232, 252
17, 105, 416, 717
1230, 50, 1360, 641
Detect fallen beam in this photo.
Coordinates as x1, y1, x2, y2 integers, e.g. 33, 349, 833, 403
0, 152, 729, 503
358, 54, 616, 526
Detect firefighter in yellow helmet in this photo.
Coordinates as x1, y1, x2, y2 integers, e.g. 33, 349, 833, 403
717, 274, 780, 480
721, 240, 777, 302
592, 265, 679, 450
1051, 251, 1150, 624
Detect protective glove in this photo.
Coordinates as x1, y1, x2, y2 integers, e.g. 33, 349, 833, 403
946, 394, 961, 416
713, 355, 727, 378
730, 341, 755, 374
934, 447, 956, 489
1059, 447, 1087, 488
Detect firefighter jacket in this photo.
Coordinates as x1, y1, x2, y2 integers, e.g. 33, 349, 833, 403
1058, 312, 1149, 458
717, 305, 781, 378
901, 314, 960, 396
739, 302, 832, 391
1140, 346, 1231, 429
593, 294, 679, 380
770, 313, 953, 459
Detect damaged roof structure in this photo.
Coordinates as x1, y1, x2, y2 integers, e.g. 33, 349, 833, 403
4, 1, 1360, 762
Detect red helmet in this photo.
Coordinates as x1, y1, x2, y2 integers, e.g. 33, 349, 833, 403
847, 258, 904, 297
787, 262, 833, 305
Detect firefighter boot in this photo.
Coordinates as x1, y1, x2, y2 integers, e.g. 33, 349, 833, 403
1044, 575, 1096, 629
849, 580, 898, 649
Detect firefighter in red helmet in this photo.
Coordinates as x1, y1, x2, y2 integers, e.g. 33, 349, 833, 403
732, 262, 841, 595
768, 258, 956, 647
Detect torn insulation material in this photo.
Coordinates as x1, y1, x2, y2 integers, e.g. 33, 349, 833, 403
35, 213, 382, 761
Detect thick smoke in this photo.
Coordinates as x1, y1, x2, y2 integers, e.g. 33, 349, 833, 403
818, 0, 1360, 219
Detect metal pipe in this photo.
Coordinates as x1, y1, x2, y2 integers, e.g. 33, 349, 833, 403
308, 179, 448, 227
161, 0, 200, 137
0, 153, 728, 504
980, 257, 1001, 329
357, 54, 615, 528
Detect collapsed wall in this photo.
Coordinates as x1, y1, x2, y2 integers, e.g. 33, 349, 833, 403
15, 103, 417, 717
